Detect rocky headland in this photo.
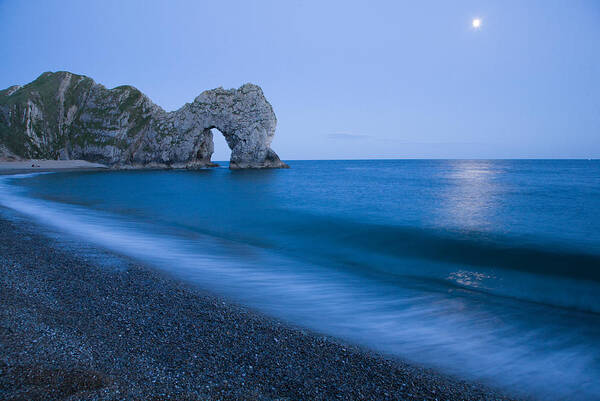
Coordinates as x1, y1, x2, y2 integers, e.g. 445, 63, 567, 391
0, 72, 288, 169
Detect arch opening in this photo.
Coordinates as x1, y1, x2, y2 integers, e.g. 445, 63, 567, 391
210, 128, 231, 165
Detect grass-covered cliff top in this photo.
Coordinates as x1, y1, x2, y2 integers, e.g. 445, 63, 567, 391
0, 71, 93, 105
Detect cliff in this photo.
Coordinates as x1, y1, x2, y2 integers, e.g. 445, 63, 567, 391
0, 71, 288, 169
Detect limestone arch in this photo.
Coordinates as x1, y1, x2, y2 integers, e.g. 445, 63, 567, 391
189, 85, 287, 169
167, 83, 288, 169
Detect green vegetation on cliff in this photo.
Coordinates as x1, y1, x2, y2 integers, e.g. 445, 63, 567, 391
0, 71, 153, 160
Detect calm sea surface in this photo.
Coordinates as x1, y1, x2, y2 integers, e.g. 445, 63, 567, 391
2, 160, 599, 399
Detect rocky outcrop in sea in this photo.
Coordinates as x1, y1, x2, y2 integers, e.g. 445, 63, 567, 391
0, 71, 288, 169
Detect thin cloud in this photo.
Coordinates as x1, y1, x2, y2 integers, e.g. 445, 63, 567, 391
327, 133, 372, 140
327, 133, 484, 146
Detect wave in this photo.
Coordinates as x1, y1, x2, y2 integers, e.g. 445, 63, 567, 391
269, 215, 600, 281
159, 206, 600, 285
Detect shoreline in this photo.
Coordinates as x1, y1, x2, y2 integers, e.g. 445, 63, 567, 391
0, 208, 517, 400
0, 159, 109, 175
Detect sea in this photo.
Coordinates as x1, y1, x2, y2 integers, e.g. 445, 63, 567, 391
1, 159, 599, 400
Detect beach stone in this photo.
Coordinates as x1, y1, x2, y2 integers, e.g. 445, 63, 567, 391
0, 71, 288, 169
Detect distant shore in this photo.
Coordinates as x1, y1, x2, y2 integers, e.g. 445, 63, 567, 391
0, 201, 516, 400
0, 159, 108, 174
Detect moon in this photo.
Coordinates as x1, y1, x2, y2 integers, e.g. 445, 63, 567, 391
472, 18, 482, 28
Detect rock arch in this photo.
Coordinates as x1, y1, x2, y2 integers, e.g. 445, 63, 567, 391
169, 83, 288, 169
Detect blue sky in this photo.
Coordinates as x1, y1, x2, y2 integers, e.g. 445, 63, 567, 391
1, 0, 598, 160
